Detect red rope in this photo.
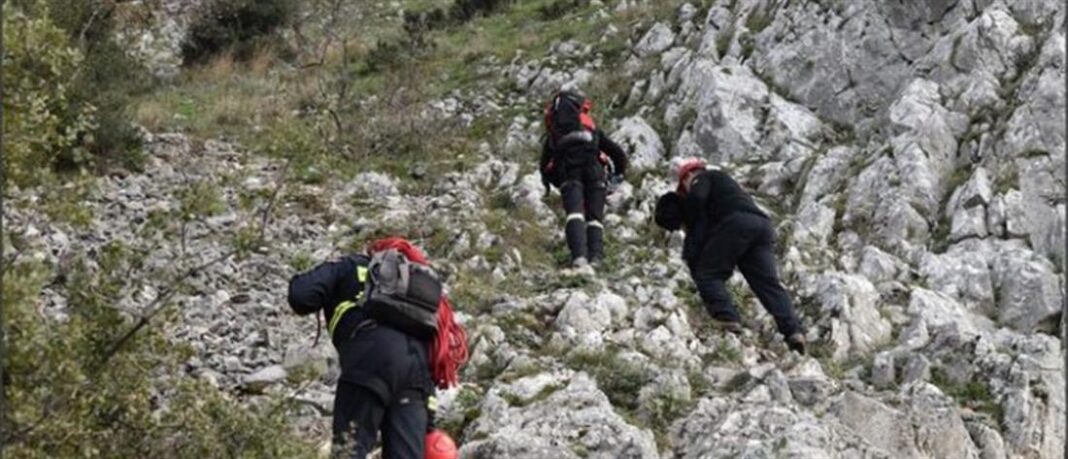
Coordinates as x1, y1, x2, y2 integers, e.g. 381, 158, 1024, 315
368, 237, 469, 389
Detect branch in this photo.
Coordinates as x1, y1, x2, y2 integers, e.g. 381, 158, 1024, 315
94, 247, 239, 371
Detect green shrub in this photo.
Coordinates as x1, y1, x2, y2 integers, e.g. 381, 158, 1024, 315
3, 0, 147, 187
402, 0, 515, 34
2, 4, 96, 186
182, 0, 299, 64
451, 0, 514, 21
48, 0, 148, 168
565, 348, 652, 410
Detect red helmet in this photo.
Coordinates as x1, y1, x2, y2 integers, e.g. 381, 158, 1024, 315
676, 158, 707, 194
426, 429, 458, 459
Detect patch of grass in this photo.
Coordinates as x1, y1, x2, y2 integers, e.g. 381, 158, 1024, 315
502, 382, 563, 407
437, 385, 485, 442
993, 164, 1019, 195
703, 336, 744, 365
931, 367, 1003, 423
565, 347, 653, 410
715, 21, 735, 58
930, 214, 953, 253
496, 311, 546, 349
646, 392, 694, 451
179, 178, 226, 220
830, 120, 856, 144
744, 0, 779, 34
134, 58, 292, 141
688, 369, 715, 397
288, 251, 315, 272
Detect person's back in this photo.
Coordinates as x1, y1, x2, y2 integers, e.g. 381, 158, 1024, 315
679, 167, 764, 232
287, 238, 467, 459
539, 89, 628, 268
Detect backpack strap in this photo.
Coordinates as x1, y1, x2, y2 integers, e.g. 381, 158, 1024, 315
327, 264, 370, 337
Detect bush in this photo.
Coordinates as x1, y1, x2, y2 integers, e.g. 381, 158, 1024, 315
2, 4, 96, 187
182, 0, 299, 64
565, 348, 652, 410
44, 0, 150, 169
3, 0, 147, 187
451, 0, 513, 22
402, 0, 514, 34
4, 244, 316, 458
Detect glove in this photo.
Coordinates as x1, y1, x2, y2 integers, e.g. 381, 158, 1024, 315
606, 174, 624, 195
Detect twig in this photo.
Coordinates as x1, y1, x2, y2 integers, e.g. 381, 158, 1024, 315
95, 248, 239, 370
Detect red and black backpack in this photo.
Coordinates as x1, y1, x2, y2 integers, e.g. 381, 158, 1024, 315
544, 90, 597, 148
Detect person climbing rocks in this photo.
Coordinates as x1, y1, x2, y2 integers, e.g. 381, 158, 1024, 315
287, 237, 467, 459
540, 89, 629, 269
655, 158, 806, 354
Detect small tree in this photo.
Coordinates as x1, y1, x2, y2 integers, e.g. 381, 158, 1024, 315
2, 5, 97, 187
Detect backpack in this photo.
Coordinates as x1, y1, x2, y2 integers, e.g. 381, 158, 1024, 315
544, 91, 597, 149
363, 249, 443, 340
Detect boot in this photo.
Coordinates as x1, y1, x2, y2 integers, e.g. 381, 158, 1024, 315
786, 333, 806, 355
586, 222, 604, 265
710, 317, 743, 334
564, 215, 587, 264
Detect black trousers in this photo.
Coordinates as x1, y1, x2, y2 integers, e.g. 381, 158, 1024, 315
332, 323, 431, 459
689, 212, 800, 337
559, 162, 606, 262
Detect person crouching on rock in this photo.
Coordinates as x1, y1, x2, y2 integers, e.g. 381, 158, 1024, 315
287, 237, 467, 458
654, 158, 806, 354
539, 89, 629, 269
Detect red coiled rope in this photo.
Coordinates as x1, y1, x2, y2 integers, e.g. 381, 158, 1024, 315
368, 237, 469, 389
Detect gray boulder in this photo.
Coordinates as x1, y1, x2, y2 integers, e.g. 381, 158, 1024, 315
463, 373, 660, 459
635, 22, 676, 57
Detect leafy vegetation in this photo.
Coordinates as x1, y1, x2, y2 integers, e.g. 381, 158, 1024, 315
3, 4, 96, 186
4, 245, 315, 458
931, 367, 1003, 423
4, 0, 149, 187
182, 0, 300, 64
564, 347, 653, 410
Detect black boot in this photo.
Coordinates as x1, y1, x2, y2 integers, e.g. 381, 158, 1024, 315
587, 222, 604, 265
565, 214, 587, 265
786, 333, 806, 355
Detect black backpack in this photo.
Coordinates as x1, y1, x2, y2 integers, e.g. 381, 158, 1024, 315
363, 249, 443, 340
544, 91, 597, 149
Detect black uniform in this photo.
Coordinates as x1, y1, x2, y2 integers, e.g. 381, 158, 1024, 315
656, 169, 801, 337
540, 129, 628, 263
288, 255, 432, 459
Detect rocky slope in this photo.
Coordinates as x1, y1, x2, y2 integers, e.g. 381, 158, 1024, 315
9, 0, 1066, 457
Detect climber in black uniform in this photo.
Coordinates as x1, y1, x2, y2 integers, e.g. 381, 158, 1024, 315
655, 159, 806, 354
288, 249, 432, 458
540, 90, 628, 268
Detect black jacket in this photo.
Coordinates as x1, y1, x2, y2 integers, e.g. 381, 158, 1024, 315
288, 254, 372, 345
540, 129, 628, 187
674, 169, 767, 263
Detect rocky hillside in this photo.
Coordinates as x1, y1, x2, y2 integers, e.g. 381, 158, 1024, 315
8, 0, 1066, 457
